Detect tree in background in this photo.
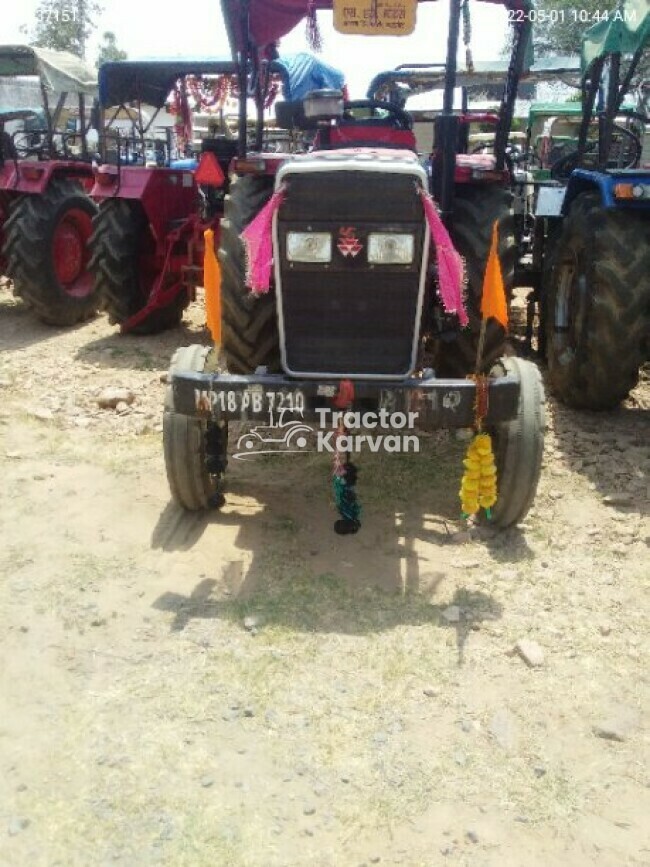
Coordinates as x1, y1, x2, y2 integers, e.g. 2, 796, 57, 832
533, 0, 619, 56
22, 0, 103, 59
501, 0, 619, 56
501, 0, 647, 110
96, 31, 127, 68
535, 0, 647, 109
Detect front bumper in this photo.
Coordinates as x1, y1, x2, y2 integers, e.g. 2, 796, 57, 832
170, 371, 520, 429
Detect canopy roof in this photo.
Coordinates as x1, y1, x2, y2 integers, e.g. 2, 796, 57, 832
368, 56, 581, 99
0, 108, 40, 123
582, 0, 649, 69
527, 102, 584, 118
0, 45, 97, 96
527, 99, 637, 118
221, 0, 532, 53
98, 58, 237, 108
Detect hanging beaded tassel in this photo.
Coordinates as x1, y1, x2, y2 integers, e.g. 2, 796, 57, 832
461, 0, 474, 72
332, 421, 361, 535
459, 376, 497, 520
306, 1, 323, 52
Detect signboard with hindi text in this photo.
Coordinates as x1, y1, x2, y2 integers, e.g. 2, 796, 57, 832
333, 0, 417, 36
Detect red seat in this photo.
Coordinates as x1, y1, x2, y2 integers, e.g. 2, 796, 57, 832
315, 125, 417, 151
455, 153, 497, 170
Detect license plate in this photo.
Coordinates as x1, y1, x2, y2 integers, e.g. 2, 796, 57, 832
194, 386, 306, 417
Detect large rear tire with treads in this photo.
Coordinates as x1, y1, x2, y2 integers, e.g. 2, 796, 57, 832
545, 192, 650, 409
440, 185, 516, 376
4, 178, 98, 326
218, 175, 280, 374
89, 199, 186, 335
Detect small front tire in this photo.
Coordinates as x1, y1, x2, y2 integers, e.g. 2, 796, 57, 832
487, 356, 545, 528
163, 345, 228, 511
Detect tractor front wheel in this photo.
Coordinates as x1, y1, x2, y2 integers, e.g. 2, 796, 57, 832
544, 193, 650, 410
89, 199, 186, 335
487, 356, 545, 528
3, 178, 98, 326
163, 345, 228, 511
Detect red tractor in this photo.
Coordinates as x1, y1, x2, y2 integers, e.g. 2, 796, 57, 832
163, 0, 546, 532
88, 59, 238, 334
0, 45, 99, 325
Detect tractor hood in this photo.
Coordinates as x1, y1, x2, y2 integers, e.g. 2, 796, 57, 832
97, 58, 237, 108
0, 45, 97, 96
221, 0, 533, 54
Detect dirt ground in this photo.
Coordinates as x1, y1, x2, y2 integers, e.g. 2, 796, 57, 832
0, 282, 648, 867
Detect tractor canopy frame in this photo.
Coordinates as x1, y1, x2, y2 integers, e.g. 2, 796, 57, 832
575, 0, 649, 170
96, 58, 238, 166
0, 44, 98, 163
367, 56, 582, 102
91, 58, 241, 334
220, 0, 533, 219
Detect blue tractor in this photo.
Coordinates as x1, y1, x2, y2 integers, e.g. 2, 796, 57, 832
537, 0, 649, 409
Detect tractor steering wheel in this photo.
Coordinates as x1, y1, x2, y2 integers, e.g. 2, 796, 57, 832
11, 130, 48, 160
342, 99, 413, 130
550, 122, 642, 181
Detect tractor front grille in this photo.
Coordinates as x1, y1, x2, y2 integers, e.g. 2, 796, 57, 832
275, 163, 428, 379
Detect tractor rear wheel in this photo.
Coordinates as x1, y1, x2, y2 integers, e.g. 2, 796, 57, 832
3, 178, 98, 326
89, 199, 187, 335
487, 356, 545, 528
218, 174, 280, 374
440, 185, 516, 376
545, 193, 650, 410
0, 192, 12, 273
163, 345, 228, 511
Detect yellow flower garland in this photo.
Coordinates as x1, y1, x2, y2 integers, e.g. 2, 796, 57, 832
459, 432, 497, 518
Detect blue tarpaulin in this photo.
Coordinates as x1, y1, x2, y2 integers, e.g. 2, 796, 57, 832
275, 53, 345, 101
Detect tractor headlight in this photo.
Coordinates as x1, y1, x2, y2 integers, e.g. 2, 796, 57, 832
286, 231, 332, 263
368, 233, 414, 265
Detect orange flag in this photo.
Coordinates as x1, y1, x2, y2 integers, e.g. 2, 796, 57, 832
481, 221, 508, 330
203, 228, 222, 345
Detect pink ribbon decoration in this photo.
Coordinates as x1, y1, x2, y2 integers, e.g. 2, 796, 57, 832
417, 187, 468, 327
241, 185, 286, 294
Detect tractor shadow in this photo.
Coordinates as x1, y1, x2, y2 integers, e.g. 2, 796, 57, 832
75, 323, 212, 371
0, 287, 90, 352
153, 574, 502, 665
150, 438, 521, 651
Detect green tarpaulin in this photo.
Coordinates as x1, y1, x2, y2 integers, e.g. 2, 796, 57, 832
581, 0, 650, 70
